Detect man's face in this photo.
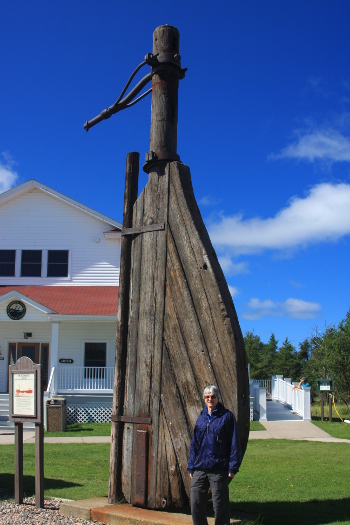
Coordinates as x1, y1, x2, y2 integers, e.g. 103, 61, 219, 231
204, 393, 219, 413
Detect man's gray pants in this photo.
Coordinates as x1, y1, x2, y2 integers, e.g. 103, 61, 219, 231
190, 470, 230, 525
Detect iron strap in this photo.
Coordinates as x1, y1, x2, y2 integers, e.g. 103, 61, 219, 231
121, 223, 165, 236
112, 415, 152, 425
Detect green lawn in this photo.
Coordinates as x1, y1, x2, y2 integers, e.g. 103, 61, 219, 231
232, 440, 350, 525
1, 440, 350, 524
250, 421, 266, 431
45, 422, 111, 437
45, 420, 266, 437
311, 402, 350, 440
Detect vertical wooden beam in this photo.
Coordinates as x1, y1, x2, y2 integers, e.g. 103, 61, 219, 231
109, 152, 139, 503
14, 422, 23, 504
35, 421, 44, 508
150, 25, 180, 158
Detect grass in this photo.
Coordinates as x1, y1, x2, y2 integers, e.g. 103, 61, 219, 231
45, 422, 111, 437
231, 439, 350, 525
311, 402, 350, 440
250, 421, 266, 431
1, 440, 350, 524
45, 420, 267, 437
0, 443, 110, 501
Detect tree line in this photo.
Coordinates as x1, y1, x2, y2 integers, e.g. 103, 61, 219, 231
245, 308, 350, 407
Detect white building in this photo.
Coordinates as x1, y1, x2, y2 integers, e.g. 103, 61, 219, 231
0, 180, 121, 422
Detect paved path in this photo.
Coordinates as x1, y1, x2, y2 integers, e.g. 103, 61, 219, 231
249, 420, 350, 442
266, 399, 303, 421
1, 423, 349, 444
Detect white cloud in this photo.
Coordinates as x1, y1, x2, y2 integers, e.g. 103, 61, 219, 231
218, 256, 249, 275
228, 285, 239, 298
271, 129, 350, 163
209, 183, 350, 255
242, 297, 321, 320
0, 152, 18, 193
199, 195, 220, 206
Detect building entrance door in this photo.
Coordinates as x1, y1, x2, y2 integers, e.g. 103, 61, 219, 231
8, 343, 50, 392
18, 343, 40, 363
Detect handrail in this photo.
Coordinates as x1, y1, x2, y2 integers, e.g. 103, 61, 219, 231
57, 366, 114, 391
46, 366, 55, 395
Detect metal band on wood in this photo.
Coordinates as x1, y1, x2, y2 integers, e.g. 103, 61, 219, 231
121, 223, 165, 236
112, 415, 152, 425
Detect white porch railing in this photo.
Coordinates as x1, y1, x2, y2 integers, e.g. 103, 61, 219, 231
271, 375, 311, 420
250, 381, 267, 421
252, 379, 272, 398
57, 366, 114, 392
46, 366, 56, 397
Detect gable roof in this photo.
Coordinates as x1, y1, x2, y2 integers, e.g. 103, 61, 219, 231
0, 179, 122, 230
0, 286, 119, 316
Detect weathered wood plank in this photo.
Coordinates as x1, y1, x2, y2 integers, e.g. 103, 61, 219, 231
136, 166, 169, 508
122, 187, 144, 502
109, 152, 139, 503
160, 341, 192, 500
168, 161, 249, 450
165, 226, 216, 427
155, 406, 170, 508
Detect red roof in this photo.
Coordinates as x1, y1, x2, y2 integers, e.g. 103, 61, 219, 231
0, 286, 119, 316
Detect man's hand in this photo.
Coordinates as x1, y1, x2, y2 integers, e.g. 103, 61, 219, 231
228, 473, 235, 484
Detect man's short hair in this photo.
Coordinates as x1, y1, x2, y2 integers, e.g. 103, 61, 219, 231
203, 385, 220, 399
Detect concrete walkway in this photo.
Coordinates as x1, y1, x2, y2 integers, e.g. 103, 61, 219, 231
249, 420, 350, 442
1, 422, 349, 444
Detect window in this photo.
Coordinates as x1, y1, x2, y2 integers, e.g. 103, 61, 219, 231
84, 343, 106, 379
21, 250, 42, 277
0, 250, 16, 276
47, 250, 68, 277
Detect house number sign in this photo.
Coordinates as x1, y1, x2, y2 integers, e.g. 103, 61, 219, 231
59, 359, 74, 364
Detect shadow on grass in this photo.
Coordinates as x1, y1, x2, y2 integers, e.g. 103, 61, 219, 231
45, 423, 95, 435
0, 473, 82, 497
231, 498, 350, 525
311, 415, 344, 422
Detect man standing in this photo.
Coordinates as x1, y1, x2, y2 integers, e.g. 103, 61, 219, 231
187, 385, 241, 525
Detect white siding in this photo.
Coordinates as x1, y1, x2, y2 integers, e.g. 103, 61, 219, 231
0, 319, 116, 392
0, 321, 53, 391
0, 302, 50, 322
0, 189, 121, 286
58, 322, 116, 368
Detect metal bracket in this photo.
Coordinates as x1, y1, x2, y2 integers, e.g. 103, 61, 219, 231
112, 415, 152, 425
121, 223, 165, 236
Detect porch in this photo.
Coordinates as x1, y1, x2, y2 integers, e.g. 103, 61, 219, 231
47, 366, 114, 395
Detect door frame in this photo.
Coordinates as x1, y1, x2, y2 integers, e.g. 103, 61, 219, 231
7, 342, 50, 392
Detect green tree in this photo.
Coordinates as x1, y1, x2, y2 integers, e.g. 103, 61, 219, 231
244, 331, 264, 378
321, 311, 350, 406
276, 338, 301, 380
259, 333, 278, 378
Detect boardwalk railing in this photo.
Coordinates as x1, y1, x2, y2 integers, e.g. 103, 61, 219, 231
252, 379, 272, 398
250, 375, 311, 421
57, 366, 114, 393
250, 381, 266, 421
271, 375, 311, 420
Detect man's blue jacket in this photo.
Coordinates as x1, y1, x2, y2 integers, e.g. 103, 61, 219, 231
187, 402, 241, 475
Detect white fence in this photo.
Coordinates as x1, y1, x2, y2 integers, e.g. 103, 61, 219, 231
252, 379, 272, 398
272, 375, 311, 420
57, 366, 114, 393
250, 381, 266, 421
250, 375, 311, 421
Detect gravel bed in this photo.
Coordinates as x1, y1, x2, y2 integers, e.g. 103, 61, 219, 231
0, 489, 106, 525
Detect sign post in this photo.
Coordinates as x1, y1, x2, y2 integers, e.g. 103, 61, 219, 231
9, 356, 44, 508
316, 379, 333, 422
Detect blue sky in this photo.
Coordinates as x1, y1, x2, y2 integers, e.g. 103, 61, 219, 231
1, 1, 350, 349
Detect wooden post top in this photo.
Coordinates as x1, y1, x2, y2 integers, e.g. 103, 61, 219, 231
144, 25, 184, 173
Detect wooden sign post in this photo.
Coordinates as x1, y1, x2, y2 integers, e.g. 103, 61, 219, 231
85, 25, 250, 510
9, 356, 44, 508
